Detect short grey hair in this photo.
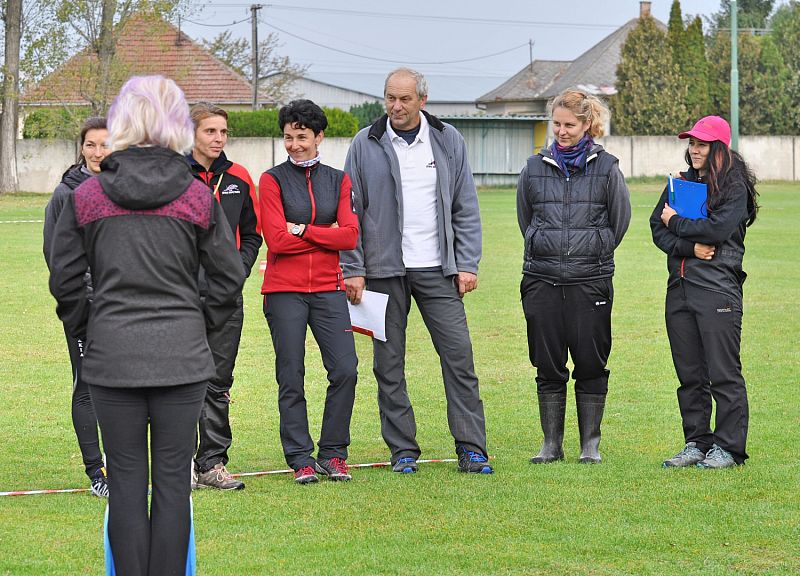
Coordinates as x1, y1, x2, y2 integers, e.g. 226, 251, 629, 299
384, 67, 428, 99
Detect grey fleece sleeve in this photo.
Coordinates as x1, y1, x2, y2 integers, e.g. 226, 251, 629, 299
340, 140, 367, 278
450, 131, 482, 274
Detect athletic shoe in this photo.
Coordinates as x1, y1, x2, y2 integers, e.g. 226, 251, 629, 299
191, 463, 198, 490
195, 463, 245, 490
696, 444, 738, 469
392, 457, 418, 474
662, 442, 706, 468
294, 466, 319, 485
456, 446, 493, 474
90, 469, 109, 498
315, 457, 352, 481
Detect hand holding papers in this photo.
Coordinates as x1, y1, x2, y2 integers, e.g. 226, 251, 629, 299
668, 174, 708, 219
347, 289, 389, 342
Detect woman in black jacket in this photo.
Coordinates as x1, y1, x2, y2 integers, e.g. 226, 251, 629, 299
43, 116, 110, 497
651, 116, 758, 469
517, 88, 631, 465
49, 76, 244, 576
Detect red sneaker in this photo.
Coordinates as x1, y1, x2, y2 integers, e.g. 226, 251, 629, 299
315, 457, 352, 481
294, 466, 319, 485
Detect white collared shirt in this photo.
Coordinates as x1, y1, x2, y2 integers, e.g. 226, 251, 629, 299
387, 113, 441, 268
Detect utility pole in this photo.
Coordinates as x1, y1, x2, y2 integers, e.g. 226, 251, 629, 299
730, 0, 739, 151
251, 4, 263, 110
529, 39, 535, 72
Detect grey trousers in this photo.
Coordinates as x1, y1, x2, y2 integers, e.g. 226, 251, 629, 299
368, 271, 488, 463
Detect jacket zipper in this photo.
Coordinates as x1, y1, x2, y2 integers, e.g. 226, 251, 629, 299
306, 168, 316, 293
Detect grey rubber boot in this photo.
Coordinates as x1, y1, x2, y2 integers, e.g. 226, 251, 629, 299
576, 393, 606, 464
530, 392, 566, 464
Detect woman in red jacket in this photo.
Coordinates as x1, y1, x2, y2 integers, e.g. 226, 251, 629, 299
260, 99, 359, 484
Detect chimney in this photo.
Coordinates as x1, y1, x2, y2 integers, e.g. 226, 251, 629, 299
640, 1, 652, 18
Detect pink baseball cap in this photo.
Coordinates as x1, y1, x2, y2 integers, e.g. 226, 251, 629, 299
678, 116, 731, 147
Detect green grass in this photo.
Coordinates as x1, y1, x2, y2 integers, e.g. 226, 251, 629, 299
1, 183, 799, 575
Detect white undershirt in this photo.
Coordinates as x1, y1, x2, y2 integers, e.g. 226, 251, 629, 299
387, 114, 441, 268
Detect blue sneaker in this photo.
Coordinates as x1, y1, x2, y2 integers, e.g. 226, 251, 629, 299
457, 447, 493, 474
392, 457, 418, 474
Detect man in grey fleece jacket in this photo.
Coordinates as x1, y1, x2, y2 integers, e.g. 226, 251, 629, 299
341, 68, 492, 475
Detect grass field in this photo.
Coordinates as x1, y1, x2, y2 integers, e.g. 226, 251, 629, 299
1, 182, 798, 575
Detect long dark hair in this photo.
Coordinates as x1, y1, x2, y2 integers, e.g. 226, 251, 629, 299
685, 141, 759, 227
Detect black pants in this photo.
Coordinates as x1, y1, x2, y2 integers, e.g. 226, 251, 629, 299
264, 292, 358, 470
64, 327, 104, 478
368, 272, 488, 463
90, 381, 206, 576
521, 277, 613, 395
666, 281, 749, 463
195, 296, 244, 473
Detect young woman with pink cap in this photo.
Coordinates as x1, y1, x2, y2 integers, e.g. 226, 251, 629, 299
650, 116, 759, 469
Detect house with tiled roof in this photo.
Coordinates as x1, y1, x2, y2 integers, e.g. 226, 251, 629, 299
22, 13, 265, 111
476, 1, 666, 147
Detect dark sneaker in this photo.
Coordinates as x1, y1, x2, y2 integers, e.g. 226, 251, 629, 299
392, 457, 418, 474
90, 468, 109, 498
663, 442, 706, 468
315, 457, 352, 481
696, 444, 737, 469
294, 466, 319, 485
195, 463, 245, 490
457, 447, 493, 474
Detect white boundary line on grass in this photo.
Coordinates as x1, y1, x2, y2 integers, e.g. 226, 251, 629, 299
0, 220, 44, 224
0, 458, 459, 497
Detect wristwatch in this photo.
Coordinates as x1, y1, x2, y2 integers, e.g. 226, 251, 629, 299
290, 224, 302, 236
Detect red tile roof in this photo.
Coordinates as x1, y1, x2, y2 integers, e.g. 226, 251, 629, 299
23, 14, 259, 107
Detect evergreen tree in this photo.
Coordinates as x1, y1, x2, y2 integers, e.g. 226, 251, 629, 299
683, 17, 712, 120
770, 1, 800, 133
707, 31, 790, 134
708, 0, 775, 31
349, 101, 384, 130
611, 16, 687, 135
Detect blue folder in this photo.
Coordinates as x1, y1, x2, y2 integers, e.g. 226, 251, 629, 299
669, 175, 708, 219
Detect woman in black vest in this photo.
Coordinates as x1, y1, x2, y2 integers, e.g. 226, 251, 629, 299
517, 89, 631, 464
651, 116, 758, 469
259, 100, 359, 484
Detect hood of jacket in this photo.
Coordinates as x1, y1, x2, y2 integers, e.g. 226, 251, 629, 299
60, 165, 92, 191
97, 146, 194, 210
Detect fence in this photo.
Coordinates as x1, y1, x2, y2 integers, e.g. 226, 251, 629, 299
16, 135, 800, 193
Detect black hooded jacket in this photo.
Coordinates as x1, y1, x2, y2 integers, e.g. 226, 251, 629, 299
48, 146, 245, 388
649, 165, 752, 300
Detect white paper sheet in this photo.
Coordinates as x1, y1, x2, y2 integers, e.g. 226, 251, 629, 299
347, 289, 389, 342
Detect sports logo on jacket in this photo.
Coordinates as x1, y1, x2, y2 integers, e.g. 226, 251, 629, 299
221, 184, 241, 195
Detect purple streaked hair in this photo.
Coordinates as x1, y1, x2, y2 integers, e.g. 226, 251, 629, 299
107, 75, 194, 154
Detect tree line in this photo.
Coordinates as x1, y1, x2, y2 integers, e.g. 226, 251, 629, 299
612, 0, 800, 135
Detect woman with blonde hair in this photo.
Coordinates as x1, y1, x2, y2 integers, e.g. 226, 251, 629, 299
48, 75, 244, 575
517, 88, 631, 464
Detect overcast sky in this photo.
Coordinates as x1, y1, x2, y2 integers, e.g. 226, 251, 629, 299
181, 1, 731, 83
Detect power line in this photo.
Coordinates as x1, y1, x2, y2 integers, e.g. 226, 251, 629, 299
262, 4, 618, 30
181, 16, 251, 28
261, 18, 528, 65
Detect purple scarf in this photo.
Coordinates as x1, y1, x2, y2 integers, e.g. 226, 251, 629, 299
550, 134, 594, 176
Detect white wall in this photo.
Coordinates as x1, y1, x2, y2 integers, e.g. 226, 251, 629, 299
18, 137, 355, 193
17, 135, 800, 193
601, 136, 799, 181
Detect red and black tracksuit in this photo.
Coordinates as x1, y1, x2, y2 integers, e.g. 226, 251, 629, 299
189, 151, 262, 473
259, 160, 359, 471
